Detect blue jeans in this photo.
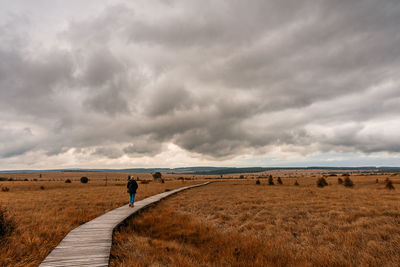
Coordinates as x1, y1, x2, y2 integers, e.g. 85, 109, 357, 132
129, 193, 136, 204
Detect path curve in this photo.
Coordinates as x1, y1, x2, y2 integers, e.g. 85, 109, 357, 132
39, 181, 212, 267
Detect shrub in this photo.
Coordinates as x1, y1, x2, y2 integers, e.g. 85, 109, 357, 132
65, 179, 72, 183
165, 189, 171, 192
140, 180, 150, 184
24, 178, 28, 181
0, 177, 7, 182
256, 179, 261, 185
277, 177, 283, 184
385, 179, 395, 190
268, 176, 274, 185
1, 186, 10, 192
294, 180, 299, 186
152, 172, 162, 181
8, 178, 14, 181
40, 186, 45, 190
0, 208, 15, 238
80, 177, 89, 183
161, 179, 165, 184
376, 178, 379, 184
342, 173, 350, 176
328, 174, 337, 177
338, 178, 343, 184
239, 175, 245, 179
33, 178, 37, 182
343, 177, 354, 187
317, 177, 328, 188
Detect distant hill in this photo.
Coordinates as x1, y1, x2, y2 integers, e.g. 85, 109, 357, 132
0, 166, 399, 174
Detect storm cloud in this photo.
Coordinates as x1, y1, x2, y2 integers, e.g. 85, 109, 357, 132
1, 0, 400, 169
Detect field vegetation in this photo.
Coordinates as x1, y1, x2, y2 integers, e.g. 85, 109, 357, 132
0, 171, 206, 267
111, 174, 400, 267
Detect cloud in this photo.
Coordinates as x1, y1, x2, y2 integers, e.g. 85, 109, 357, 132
1, 0, 400, 168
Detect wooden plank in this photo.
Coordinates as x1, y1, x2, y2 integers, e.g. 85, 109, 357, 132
39, 182, 212, 267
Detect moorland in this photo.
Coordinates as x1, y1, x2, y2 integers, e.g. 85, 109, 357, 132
1, 170, 399, 267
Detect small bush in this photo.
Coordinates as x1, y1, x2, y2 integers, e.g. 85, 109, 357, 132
33, 178, 38, 181
328, 174, 337, 177
0, 208, 15, 238
317, 177, 328, 188
152, 172, 162, 181
1, 186, 10, 192
294, 180, 299, 186
239, 175, 245, 179
342, 173, 350, 176
24, 178, 29, 181
385, 179, 395, 190
256, 179, 261, 185
165, 189, 171, 192
140, 180, 150, 184
161, 179, 165, 184
376, 178, 379, 184
65, 179, 72, 183
343, 177, 354, 187
0, 177, 8, 181
277, 177, 283, 185
80, 177, 89, 184
338, 178, 343, 184
40, 186, 45, 190
8, 178, 14, 181
268, 176, 274, 185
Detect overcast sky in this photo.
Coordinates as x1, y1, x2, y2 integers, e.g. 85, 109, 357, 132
1, 0, 400, 170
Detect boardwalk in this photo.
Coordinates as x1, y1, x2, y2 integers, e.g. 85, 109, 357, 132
40, 182, 212, 267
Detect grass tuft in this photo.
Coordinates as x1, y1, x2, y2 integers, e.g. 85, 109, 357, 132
316, 177, 328, 187
268, 176, 274, 185
344, 177, 354, 187
385, 179, 395, 190
1, 186, 10, 192
0, 208, 15, 239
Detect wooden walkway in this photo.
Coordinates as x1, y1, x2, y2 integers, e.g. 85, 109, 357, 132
39, 182, 212, 267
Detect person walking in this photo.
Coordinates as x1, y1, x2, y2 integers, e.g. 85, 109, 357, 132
127, 176, 138, 207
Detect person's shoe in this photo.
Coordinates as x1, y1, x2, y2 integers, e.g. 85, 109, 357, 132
129, 203, 132, 207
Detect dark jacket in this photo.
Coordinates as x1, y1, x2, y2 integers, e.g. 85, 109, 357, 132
127, 179, 138, 194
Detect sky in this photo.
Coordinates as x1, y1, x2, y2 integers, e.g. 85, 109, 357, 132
0, 0, 400, 170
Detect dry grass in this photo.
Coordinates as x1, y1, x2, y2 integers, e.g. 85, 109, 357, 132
0, 171, 206, 267
111, 174, 400, 267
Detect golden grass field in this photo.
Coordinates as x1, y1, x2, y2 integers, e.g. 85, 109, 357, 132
110, 173, 400, 267
0, 171, 207, 267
